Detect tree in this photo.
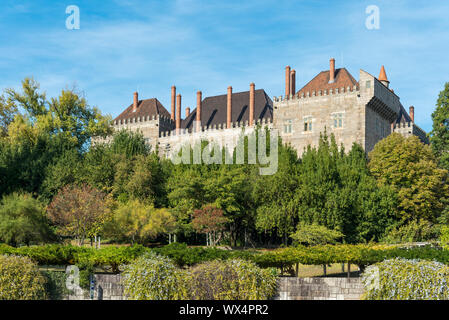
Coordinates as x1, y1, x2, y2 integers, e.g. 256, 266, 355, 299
430, 82, 449, 171
369, 133, 449, 222
47, 184, 110, 245
0, 193, 54, 246
290, 223, 343, 246
192, 205, 228, 246
108, 199, 176, 244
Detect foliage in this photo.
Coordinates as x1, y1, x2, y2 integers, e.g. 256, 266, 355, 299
110, 129, 149, 158
290, 223, 344, 246
122, 252, 188, 300
383, 219, 439, 244
362, 258, 449, 300
47, 184, 111, 245
41, 270, 71, 300
430, 82, 449, 171
0, 255, 46, 300
369, 133, 449, 222
192, 205, 228, 246
0, 193, 54, 246
106, 199, 176, 244
440, 225, 449, 249
187, 259, 278, 300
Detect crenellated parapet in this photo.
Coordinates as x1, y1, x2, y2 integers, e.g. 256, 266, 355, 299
393, 121, 429, 144
159, 117, 272, 138
273, 85, 360, 104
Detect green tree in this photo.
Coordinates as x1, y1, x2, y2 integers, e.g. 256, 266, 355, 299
290, 223, 343, 246
0, 193, 54, 246
430, 82, 449, 171
369, 133, 449, 222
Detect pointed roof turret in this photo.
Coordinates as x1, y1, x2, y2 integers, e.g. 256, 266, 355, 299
378, 65, 390, 87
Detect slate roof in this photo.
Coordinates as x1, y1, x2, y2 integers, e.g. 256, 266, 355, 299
296, 68, 359, 95
181, 89, 273, 131
114, 98, 171, 122
395, 104, 413, 124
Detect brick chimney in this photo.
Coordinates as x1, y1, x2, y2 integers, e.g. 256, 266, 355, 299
176, 94, 181, 133
329, 58, 335, 83
227, 86, 232, 129
185, 107, 190, 118
290, 69, 296, 96
249, 83, 255, 126
409, 106, 415, 123
285, 66, 291, 97
170, 86, 176, 120
133, 92, 138, 112
196, 91, 202, 132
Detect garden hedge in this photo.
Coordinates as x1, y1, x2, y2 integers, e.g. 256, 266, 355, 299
1, 242, 449, 271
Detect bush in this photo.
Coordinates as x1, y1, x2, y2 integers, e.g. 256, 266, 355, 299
362, 258, 449, 300
383, 219, 439, 244
0, 255, 46, 300
41, 271, 71, 300
0, 193, 54, 246
122, 252, 188, 300
290, 223, 344, 246
187, 259, 278, 300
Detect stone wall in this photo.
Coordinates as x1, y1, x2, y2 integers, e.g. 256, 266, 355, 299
64, 274, 363, 300
274, 277, 364, 300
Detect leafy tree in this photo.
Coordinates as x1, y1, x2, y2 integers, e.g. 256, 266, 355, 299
383, 219, 439, 244
430, 82, 449, 171
110, 129, 149, 158
47, 184, 111, 245
108, 199, 176, 244
369, 133, 449, 222
290, 223, 343, 246
0, 193, 54, 246
192, 205, 228, 246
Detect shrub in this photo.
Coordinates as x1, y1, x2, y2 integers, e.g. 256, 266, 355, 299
122, 252, 188, 300
362, 258, 449, 300
41, 271, 71, 300
383, 220, 439, 244
187, 259, 278, 300
0, 193, 54, 246
0, 255, 46, 300
290, 223, 344, 246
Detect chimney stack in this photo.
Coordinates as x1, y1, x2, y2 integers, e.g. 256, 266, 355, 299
185, 107, 190, 118
329, 58, 335, 83
227, 86, 232, 129
196, 91, 202, 132
249, 83, 255, 126
290, 69, 296, 96
170, 86, 176, 120
285, 66, 291, 97
133, 92, 138, 112
409, 106, 415, 123
176, 94, 181, 133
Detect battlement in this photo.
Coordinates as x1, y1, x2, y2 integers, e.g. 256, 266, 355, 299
112, 114, 174, 126
393, 121, 429, 144
273, 85, 360, 103
159, 117, 273, 138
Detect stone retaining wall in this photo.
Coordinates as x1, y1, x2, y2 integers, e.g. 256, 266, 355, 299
274, 277, 364, 300
65, 274, 364, 300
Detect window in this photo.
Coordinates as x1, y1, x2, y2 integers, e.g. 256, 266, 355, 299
304, 117, 313, 132
284, 119, 292, 134
366, 80, 371, 88
332, 113, 343, 128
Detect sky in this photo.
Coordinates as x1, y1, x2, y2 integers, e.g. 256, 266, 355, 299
1, 0, 449, 132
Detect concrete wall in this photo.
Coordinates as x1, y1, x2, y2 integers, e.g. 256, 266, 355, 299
64, 274, 364, 300
274, 277, 364, 300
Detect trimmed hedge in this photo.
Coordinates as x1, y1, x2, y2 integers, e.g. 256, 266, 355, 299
1, 243, 449, 271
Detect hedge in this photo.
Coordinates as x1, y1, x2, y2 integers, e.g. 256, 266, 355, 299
1, 243, 449, 271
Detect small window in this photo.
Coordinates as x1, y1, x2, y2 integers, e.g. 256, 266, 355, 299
366, 80, 371, 88
332, 113, 343, 128
304, 117, 313, 132
284, 119, 292, 134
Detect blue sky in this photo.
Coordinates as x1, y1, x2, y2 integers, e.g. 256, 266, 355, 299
1, 0, 449, 132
